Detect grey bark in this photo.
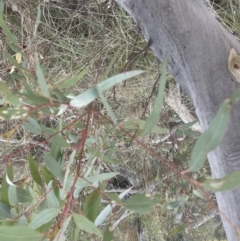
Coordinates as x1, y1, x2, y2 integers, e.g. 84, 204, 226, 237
114, 0, 240, 240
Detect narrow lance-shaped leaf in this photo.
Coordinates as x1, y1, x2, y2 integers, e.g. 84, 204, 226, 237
16, 188, 32, 203
28, 154, 43, 186
0, 82, 21, 106
167, 201, 180, 210
0, 107, 28, 120
44, 153, 64, 183
73, 213, 102, 238
189, 89, 240, 172
204, 170, 240, 192
123, 119, 168, 134
63, 150, 76, 190
193, 189, 205, 199
70, 70, 144, 108
122, 194, 158, 213
168, 225, 185, 237
46, 181, 60, 208
0, 226, 43, 241
50, 135, 70, 148
0, 12, 18, 45
0, 202, 11, 219
67, 172, 118, 190
97, 86, 117, 124
28, 208, 60, 230
1, 165, 13, 206
190, 102, 230, 172
23, 118, 42, 135
35, 54, 50, 98
58, 68, 88, 89
140, 56, 168, 136
83, 189, 101, 222
8, 185, 17, 206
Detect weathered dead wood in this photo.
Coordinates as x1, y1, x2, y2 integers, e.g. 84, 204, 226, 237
114, 0, 240, 239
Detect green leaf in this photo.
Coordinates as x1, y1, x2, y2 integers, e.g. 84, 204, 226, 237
37, 198, 47, 213
105, 193, 123, 204
52, 91, 68, 104
68, 173, 118, 190
56, 104, 67, 116
46, 180, 60, 208
23, 118, 41, 135
0, 82, 21, 106
97, 87, 117, 124
42, 166, 54, 184
50, 143, 63, 163
83, 189, 101, 222
167, 201, 180, 210
70, 86, 97, 108
229, 88, 240, 102
58, 68, 88, 89
28, 208, 60, 230
0, 107, 28, 120
204, 170, 240, 192
8, 185, 17, 206
123, 119, 168, 134
16, 188, 32, 203
122, 194, 158, 213
0, 226, 43, 241
35, 55, 50, 98
168, 225, 185, 237
44, 153, 64, 183
178, 120, 198, 132
87, 147, 120, 164
28, 155, 43, 186
17, 214, 28, 226
21, 92, 49, 106
73, 213, 103, 238
50, 135, 70, 148
103, 225, 114, 241
1, 165, 13, 205
0, 202, 11, 219
140, 56, 168, 136
63, 150, 76, 190
0, 14, 18, 45
59, 188, 67, 201
70, 70, 144, 108
40, 125, 70, 148
193, 189, 205, 199
98, 71, 144, 92
189, 100, 231, 172
36, 220, 54, 233
86, 172, 118, 184
40, 125, 56, 135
